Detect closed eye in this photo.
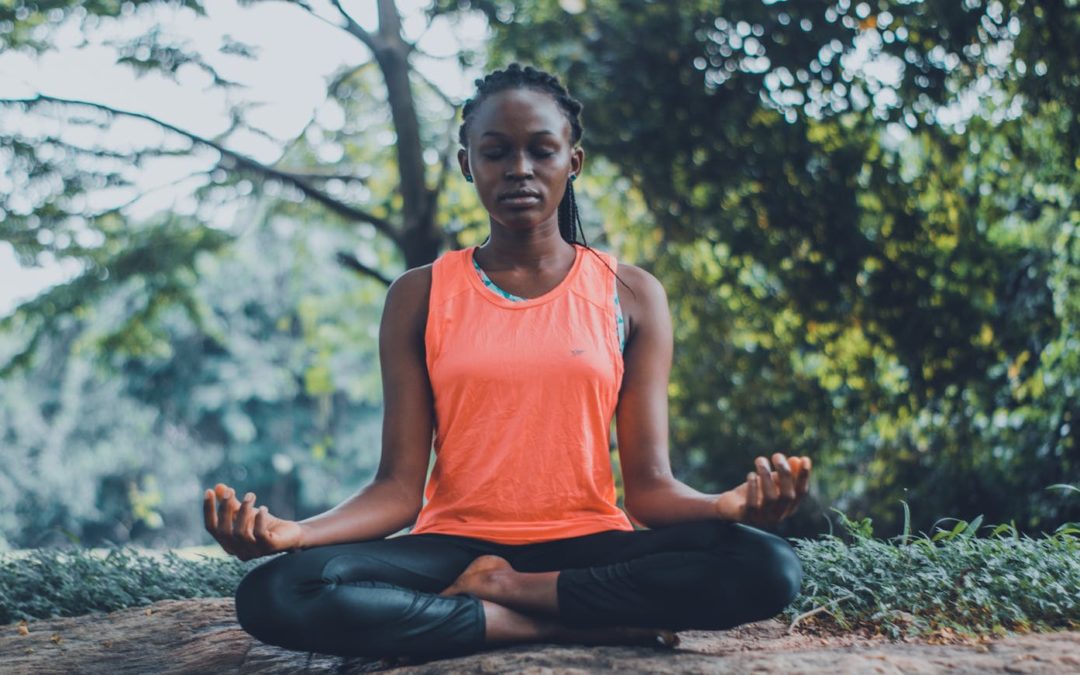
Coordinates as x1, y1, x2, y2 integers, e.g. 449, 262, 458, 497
480, 149, 556, 159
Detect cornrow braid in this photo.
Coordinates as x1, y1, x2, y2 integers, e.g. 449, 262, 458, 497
460, 62, 634, 298
460, 63, 586, 246
459, 62, 583, 149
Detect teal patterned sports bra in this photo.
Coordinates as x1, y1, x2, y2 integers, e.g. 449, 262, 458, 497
472, 253, 626, 354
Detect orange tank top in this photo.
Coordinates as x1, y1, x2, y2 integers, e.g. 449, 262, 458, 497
409, 243, 634, 544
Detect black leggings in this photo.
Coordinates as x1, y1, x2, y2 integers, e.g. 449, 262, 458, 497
234, 519, 802, 658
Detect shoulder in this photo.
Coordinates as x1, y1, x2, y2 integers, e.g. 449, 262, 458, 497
615, 262, 669, 340
390, 262, 433, 295
384, 264, 434, 339
387, 263, 433, 306
616, 262, 668, 309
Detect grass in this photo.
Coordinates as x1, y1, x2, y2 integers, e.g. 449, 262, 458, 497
0, 545, 259, 625
781, 504, 1080, 639
3, 507, 1079, 639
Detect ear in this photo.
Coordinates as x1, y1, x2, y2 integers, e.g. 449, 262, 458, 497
457, 148, 469, 178
571, 146, 585, 179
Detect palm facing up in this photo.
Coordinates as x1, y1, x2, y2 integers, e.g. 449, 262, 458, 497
716, 453, 812, 528
203, 483, 305, 561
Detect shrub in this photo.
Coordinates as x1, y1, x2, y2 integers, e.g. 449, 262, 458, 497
783, 506, 1080, 638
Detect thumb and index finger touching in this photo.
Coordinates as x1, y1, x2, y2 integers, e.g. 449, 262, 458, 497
747, 453, 814, 525
203, 482, 273, 559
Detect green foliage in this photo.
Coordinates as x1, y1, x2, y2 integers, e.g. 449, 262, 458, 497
0, 218, 233, 376
0, 0, 448, 550
5, 511, 1078, 639
0, 218, 388, 550
0, 547, 256, 625
786, 511, 1080, 638
3, 0, 1079, 549
445, 0, 1080, 535
0, 2, 210, 54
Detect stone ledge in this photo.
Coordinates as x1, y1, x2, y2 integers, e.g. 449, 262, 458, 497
2, 598, 1078, 673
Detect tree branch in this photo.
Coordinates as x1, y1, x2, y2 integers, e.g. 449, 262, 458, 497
369, 0, 431, 244
329, 0, 382, 53
287, 0, 357, 40
1, 95, 402, 247
377, 0, 406, 44
272, 169, 369, 184
334, 251, 393, 286
431, 104, 462, 215
414, 65, 461, 109
328, 61, 378, 99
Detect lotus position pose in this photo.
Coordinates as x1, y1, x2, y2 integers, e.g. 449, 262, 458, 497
203, 63, 811, 660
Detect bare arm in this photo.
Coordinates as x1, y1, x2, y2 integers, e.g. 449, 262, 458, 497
615, 265, 811, 529
294, 265, 435, 548
615, 265, 723, 527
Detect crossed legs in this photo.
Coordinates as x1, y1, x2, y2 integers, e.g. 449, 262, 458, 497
233, 520, 802, 658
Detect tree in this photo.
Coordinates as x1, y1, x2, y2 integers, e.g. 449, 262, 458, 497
0, 0, 491, 547
0, 212, 391, 548
443, 0, 1079, 533
1, 0, 484, 368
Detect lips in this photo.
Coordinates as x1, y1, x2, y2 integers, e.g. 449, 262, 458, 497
498, 189, 541, 201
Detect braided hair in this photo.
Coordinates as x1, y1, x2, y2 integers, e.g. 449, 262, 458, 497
459, 62, 588, 247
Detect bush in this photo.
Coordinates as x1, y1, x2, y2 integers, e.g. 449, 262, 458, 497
0, 547, 260, 625
4, 511, 1079, 639
783, 507, 1080, 638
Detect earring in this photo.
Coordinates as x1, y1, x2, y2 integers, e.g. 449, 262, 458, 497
570, 174, 577, 182
465, 174, 473, 183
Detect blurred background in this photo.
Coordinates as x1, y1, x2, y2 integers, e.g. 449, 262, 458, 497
0, 0, 1076, 551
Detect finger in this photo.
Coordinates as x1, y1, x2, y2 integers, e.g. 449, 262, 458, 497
254, 506, 269, 544
756, 457, 778, 501
206, 487, 239, 556
231, 493, 256, 559
203, 489, 218, 532
770, 453, 796, 521
795, 456, 812, 497
747, 472, 760, 513
219, 487, 240, 537
779, 456, 814, 520
751, 474, 768, 525
788, 456, 802, 478
772, 452, 796, 501
237, 493, 258, 547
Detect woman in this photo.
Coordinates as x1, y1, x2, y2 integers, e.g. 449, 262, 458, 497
203, 63, 811, 660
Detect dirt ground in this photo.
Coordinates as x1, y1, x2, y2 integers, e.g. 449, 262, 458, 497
1, 597, 1078, 673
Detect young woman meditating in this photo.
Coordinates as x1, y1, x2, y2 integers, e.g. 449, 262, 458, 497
203, 63, 811, 659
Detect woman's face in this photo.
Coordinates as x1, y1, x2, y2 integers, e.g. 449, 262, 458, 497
458, 88, 584, 230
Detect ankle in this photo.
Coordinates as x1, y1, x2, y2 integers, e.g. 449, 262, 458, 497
481, 567, 518, 600
482, 600, 558, 644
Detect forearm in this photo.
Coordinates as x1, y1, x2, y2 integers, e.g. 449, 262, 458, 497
296, 478, 421, 549
624, 477, 726, 528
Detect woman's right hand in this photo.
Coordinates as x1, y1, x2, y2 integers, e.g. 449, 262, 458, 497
203, 483, 305, 560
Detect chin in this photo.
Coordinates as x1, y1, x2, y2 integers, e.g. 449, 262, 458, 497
494, 209, 549, 229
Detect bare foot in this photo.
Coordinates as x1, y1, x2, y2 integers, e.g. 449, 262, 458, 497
440, 555, 514, 598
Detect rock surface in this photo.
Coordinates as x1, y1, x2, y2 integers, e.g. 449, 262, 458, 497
2, 598, 1079, 674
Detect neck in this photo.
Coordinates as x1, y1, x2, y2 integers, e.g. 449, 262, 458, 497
478, 221, 576, 272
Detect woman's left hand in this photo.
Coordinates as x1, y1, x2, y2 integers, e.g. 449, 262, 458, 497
714, 453, 812, 528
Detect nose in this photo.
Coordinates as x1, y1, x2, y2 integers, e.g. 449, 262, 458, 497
506, 151, 533, 179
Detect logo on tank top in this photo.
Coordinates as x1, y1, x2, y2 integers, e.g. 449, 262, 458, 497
570, 348, 585, 356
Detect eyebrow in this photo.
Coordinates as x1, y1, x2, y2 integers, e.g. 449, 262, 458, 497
480, 130, 558, 138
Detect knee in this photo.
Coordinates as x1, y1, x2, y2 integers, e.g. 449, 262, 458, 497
234, 556, 299, 645
745, 529, 803, 617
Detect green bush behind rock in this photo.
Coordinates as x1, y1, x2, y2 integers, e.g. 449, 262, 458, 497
3, 514, 1078, 639
0, 547, 259, 625
789, 510, 1080, 638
